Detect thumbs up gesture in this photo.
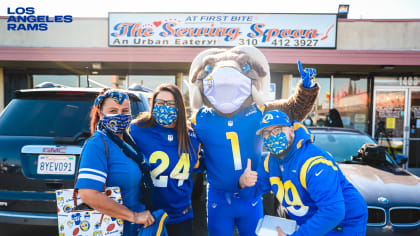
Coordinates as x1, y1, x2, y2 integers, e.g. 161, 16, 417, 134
239, 159, 258, 189
298, 60, 317, 89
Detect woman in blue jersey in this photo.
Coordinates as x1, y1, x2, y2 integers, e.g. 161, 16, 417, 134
129, 84, 202, 236
75, 89, 156, 236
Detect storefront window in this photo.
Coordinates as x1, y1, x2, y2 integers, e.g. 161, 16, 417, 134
333, 77, 369, 133
290, 76, 331, 127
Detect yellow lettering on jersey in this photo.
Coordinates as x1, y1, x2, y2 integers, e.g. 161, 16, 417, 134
150, 151, 191, 187
226, 132, 242, 170
284, 180, 309, 217
149, 151, 170, 187
170, 153, 190, 186
269, 177, 284, 205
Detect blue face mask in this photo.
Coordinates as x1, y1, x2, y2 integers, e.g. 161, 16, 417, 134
263, 132, 289, 155
153, 104, 178, 126
101, 113, 132, 134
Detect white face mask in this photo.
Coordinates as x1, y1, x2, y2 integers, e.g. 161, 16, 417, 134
202, 67, 252, 114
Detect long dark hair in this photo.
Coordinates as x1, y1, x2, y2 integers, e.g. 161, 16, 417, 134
134, 84, 193, 156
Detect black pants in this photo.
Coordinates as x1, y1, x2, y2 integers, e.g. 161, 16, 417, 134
166, 218, 192, 236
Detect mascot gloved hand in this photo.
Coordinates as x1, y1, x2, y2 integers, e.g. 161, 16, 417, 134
187, 45, 320, 236
298, 60, 317, 89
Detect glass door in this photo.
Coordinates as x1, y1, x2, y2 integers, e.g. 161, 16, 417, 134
372, 89, 407, 159
408, 90, 420, 169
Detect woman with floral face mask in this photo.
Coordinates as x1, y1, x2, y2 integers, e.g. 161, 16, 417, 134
129, 84, 203, 236
75, 89, 158, 236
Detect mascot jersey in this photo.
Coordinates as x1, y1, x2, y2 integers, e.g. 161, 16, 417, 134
191, 104, 265, 200
129, 122, 202, 225
255, 123, 368, 236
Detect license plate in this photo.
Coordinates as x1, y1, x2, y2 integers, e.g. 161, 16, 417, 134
37, 155, 76, 175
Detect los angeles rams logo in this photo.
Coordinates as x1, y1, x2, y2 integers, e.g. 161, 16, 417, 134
63, 205, 72, 213
262, 114, 274, 123
117, 219, 123, 226
59, 225, 64, 231
109, 120, 117, 130
80, 220, 90, 231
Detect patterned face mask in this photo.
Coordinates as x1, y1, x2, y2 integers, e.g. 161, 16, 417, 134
101, 113, 132, 134
263, 132, 289, 155
153, 104, 178, 126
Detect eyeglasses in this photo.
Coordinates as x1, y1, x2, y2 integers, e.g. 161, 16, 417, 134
261, 127, 285, 138
155, 99, 176, 107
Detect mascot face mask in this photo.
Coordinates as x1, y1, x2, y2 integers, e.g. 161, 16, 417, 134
202, 67, 252, 114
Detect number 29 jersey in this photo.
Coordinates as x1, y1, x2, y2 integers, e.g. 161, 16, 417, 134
191, 104, 265, 198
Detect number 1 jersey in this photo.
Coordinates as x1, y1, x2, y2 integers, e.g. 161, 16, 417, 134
191, 104, 265, 198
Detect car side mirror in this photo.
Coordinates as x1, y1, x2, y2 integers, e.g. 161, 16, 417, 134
395, 153, 408, 166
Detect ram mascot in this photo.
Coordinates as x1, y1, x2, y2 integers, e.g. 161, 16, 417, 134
188, 45, 319, 236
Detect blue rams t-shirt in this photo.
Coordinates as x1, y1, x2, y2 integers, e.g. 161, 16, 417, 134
255, 123, 368, 235
75, 130, 145, 235
191, 104, 265, 200
129, 122, 202, 225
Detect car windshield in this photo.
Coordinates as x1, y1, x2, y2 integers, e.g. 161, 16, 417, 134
0, 98, 92, 137
312, 132, 396, 166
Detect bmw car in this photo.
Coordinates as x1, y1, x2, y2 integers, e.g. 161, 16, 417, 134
310, 127, 420, 235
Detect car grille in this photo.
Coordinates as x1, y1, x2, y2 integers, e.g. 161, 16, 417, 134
368, 207, 386, 225
390, 207, 420, 226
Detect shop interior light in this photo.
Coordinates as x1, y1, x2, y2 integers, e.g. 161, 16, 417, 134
92, 63, 102, 70
338, 4, 349, 19
92, 71, 99, 75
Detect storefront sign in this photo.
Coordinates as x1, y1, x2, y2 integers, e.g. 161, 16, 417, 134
108, 13, 337, 48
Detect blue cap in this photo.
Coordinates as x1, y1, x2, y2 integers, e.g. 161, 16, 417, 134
256, 110, 292, 135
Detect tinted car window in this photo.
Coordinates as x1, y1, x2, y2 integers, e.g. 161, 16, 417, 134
313, 132, 396, 165
0, 99, 92, 137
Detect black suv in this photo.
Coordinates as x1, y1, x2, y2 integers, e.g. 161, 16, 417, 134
0, 87, 149, 234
